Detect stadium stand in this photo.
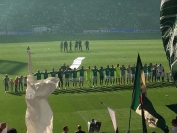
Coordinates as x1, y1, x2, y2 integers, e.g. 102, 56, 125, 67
0, 0, 160, 31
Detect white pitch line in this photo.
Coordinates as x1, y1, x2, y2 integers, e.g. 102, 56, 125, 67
77, 106, 164, 112
77, 111, 87, 123
77, 108, 130, 112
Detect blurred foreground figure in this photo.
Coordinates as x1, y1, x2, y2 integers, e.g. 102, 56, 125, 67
25, 51, 59, 133
0, 122, 7, 133
160, 0, 177, 86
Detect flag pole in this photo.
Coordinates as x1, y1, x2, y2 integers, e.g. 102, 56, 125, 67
128, 95, 133, 132
140, 94, 148, 133
27, 50, 32, 75
128, 53, 140, 132
101, 102, 109, 108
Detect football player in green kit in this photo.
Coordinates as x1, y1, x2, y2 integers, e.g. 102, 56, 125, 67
115, 64, 121, 85
92, 66, 98, 87
34, 70, 42, 80
98, 66, 104, 87
130, 64, 136, 84
42, 69, 49, 79
104, 65, 110, 86
120, 65, 126, 85
71, 68, 78, 88
50, 68, 56, 77
110, 65, 115, 86
147, 63, 152, 82
78, 66, 85, 88
63, 67, 71, 89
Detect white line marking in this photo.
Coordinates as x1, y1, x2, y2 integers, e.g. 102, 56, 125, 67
77, 111, 87, 123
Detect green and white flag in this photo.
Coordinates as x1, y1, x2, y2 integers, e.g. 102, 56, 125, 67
160, 0, 177, 86
131, 54, 166, 131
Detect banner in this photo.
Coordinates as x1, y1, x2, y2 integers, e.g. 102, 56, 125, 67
32, 25, 60, 34
83, 29, 160, 33
0, 30, 32, 35
70, 57, 85, 69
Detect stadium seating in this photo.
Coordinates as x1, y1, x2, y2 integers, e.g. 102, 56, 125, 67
0, 0, 160, 31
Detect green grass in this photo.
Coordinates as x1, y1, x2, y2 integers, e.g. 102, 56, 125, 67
0, 34, 176, 133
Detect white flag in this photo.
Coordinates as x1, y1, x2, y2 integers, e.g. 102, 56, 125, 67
70, 57, 85, 69
25, 75, 59, 133
107, 107, 118, 133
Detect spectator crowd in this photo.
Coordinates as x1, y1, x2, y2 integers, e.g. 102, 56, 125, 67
0, 0, 160, 31
1, 117, 177, 133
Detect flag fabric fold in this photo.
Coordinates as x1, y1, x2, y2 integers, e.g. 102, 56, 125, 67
131, 54, 166, 131
166, 104, 177, 114
160, 0, 177, 86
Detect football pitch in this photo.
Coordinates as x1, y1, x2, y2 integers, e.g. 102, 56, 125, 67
0, 34, 176, 133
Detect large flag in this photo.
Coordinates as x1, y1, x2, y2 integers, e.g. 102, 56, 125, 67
166, 104, 177, 114
160, 0, 177, 86
107, 107, 119, 133
131, 54, 166, 131
25, 51, 59, 133
130, 54, 147, 133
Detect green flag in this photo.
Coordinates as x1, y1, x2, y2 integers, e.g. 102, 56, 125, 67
131, 54, 147, 133
131, 54, 167, 131
166, 104, 177, 114
160, 0, 177, 86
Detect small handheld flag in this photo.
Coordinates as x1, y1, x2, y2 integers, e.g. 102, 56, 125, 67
101, 102, 119, 133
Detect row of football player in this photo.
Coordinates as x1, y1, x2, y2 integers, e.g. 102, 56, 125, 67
32, 64, 171, 88
33, 63, 165, 79
60, 40, 89, 52
2, 68, 172, 93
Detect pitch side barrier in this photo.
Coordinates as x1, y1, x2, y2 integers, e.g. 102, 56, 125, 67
0, 29, 160, 35
0, 30, 32, 35
83, 29, 160, 33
